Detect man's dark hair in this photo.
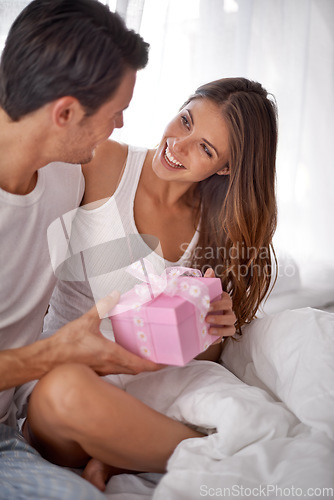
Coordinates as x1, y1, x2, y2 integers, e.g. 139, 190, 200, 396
0, 0, 149, 121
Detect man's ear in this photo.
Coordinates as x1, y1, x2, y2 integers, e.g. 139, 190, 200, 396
51, 96, 83, 127
216, 164, 230, 176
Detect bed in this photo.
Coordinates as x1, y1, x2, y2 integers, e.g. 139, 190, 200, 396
100, 255, 334, 499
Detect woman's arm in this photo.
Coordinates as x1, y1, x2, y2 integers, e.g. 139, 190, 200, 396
81, 140, 128, 206
195, 340, 223, 362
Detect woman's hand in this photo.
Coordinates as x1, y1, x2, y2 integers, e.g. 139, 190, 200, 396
204, 268, 236, 343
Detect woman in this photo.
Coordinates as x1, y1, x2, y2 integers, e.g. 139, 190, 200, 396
80, 76, 277, 331
24, 77, 278, 490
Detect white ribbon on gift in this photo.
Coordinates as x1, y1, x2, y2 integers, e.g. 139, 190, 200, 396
127, 258, 204, 297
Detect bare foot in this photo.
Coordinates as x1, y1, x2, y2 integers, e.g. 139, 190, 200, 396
82, 458, 114, 491
82, 457, 139, 491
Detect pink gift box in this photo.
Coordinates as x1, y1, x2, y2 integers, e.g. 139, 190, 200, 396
110, 276, 222, 366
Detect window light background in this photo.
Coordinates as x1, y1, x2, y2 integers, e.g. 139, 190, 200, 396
1, 0, 333, 291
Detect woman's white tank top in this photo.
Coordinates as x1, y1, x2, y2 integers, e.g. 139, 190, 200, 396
43, 145, 199, 339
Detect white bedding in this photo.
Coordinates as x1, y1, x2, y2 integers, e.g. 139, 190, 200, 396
103, 307, 334, 499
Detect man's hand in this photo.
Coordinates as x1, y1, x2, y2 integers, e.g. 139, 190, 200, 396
49, 291, 160, 376
0, 291, 159, 392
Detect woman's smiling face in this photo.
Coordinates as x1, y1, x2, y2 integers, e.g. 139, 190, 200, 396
152, 97, 230, 182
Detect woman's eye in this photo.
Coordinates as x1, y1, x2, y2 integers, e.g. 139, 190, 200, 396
181, 115, 190, 129
202, 144, 212, 158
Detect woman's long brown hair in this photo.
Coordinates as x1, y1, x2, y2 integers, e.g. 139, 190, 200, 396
185, 78, 278, 331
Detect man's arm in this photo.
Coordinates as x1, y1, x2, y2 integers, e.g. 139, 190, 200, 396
0, 293, 159, 392
0, 339, 60, 391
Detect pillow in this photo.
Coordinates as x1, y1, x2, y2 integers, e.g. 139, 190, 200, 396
268, 251, 301, 296
221, 308, 334, 440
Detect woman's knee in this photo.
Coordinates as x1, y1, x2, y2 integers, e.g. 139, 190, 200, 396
28, 363, 97, 425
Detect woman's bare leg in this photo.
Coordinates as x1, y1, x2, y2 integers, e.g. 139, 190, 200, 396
24, 363, 203, 472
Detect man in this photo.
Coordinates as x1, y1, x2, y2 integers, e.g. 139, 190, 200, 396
0, 1, 157, 497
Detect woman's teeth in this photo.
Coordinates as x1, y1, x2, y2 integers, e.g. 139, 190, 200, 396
164, 146, 185, 169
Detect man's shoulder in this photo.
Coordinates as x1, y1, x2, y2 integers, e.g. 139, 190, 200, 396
43, 161, 84, 189
42, 162, 84, 210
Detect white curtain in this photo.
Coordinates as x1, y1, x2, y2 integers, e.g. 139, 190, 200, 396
1, 0, 333, 283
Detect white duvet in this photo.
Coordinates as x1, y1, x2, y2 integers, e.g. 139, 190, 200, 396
104, 307, 334, 499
